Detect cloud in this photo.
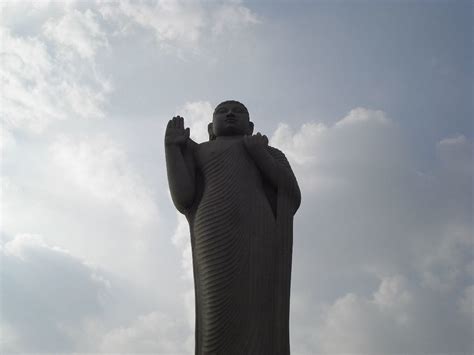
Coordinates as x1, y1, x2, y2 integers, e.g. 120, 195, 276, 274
171, 212, 194, 281
0, 0, 259, 136
317, 276, 413, 354
0, 125, 15, 153
437, 134, 473, 175
98, 0, 260, 55
43, 8, 108, 60
170, 211, 197, 347
1, 234, 111, 353
271, 107, 394, 165
419, 223, 473, 293
317, 271, 473, 354
335, 107, 390, 127
271, 107, 401, 193
176, 100, 213, 143
0, 234, 193, 354
0, 23, 110, 134
0, 27, 61, 132
0, 1, 71, 29
211, 1, 261, 35
99, 0, 204, 47
50, 134, 159, 225
269, 109, 473, 354
100, 310, 191, 354
1, 233, 191, 353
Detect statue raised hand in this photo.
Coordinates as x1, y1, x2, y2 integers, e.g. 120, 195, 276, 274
165, 115, 196, 213
165, 116, 190, 146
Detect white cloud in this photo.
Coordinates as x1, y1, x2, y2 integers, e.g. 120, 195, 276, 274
100, 310, 191, 354
268, 111, 473, 354
0, 1, 73, 29
170, 212, 196, 348
1, 233, 189, 353
0, 125, 15, 153
171, 212, 193, 281
373, 275, 413, 311
317, 270, 473, 354
4, 233, 51, 259
272, 107, 393, 166
0, 2, 114, 138
176, 100, 213, 143
43, 8, 108, 60
419, 223, 473, 293
98, 0, 260, 54
318, 276, 414, 354
212, 1, 261, 35
271, 121, 328, 165
50, 134, 159, 225
1, 27, 60, 132
335, 107, 390, 127
0, 25, 110, 134
271, 108, 401, 193
1, 234, 111, 353
1, 0, 259, 136
437, 134, 473, 175
0, 322, 19, 354
100, 0, 204, 46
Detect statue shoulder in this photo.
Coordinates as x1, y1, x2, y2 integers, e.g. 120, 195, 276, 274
186, 138, 199, 149
267, 145, 295, 173
267, 145, 283, 155
267, 145, 288, 161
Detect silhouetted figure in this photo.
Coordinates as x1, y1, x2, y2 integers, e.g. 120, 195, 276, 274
165, 100, 300, 354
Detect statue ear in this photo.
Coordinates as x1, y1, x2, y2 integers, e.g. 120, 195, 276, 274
247, 121, 254, 135
208, 123, 216, 141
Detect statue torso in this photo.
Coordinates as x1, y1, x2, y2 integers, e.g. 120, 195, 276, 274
194, 138, 243, 165
190, 138, 279, 353
194, 138, 267, 202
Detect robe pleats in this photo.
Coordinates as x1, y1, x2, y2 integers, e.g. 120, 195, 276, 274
184, 142, 300, 355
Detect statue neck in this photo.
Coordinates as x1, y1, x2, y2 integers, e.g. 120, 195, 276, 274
215, 135, 245, 141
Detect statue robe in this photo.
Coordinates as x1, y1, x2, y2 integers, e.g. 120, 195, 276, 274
181, 139, 300, 355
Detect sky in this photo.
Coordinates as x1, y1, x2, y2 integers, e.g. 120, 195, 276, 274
0, 0, 472, 354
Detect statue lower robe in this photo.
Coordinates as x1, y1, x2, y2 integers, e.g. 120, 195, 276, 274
183, 140, 299, 354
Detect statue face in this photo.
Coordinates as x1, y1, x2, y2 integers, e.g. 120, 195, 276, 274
212, 101, 252, 137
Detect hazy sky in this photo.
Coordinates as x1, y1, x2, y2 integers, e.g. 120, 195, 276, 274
1, 0, 472, 354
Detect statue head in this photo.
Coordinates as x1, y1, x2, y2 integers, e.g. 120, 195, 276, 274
208, 100, 254, 140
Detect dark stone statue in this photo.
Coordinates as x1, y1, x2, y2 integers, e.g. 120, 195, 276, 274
165, 100, 301, 354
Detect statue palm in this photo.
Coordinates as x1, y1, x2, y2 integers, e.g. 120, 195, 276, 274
165, 116, 190, 146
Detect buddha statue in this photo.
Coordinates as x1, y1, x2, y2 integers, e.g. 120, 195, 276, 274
165, 100, 300, 354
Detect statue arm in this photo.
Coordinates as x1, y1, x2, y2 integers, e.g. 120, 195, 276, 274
165, 117, 196, 214
267, 146, 301, 213
244, 134, 301, 213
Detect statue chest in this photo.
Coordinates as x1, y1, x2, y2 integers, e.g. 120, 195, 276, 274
194, 140, 246, 169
